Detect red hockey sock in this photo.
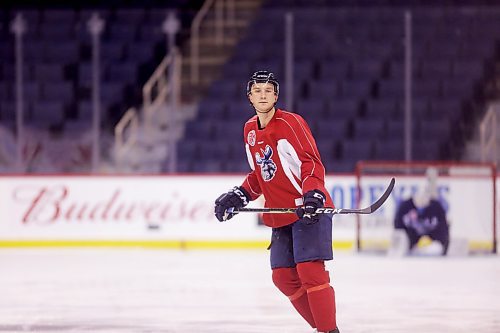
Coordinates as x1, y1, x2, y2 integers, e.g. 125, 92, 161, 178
272, 267, 316, 328
297, 261, 337, 332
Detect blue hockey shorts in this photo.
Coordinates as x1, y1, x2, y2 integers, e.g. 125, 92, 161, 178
270, 214, 333, 269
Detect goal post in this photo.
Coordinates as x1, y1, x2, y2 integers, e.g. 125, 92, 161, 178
355, 161, 497, 254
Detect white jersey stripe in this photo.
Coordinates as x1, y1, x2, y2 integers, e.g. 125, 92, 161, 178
277, 115, 325, 190
277, 139, 303, 195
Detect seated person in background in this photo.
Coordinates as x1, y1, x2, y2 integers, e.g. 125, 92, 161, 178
393, 168, 449, 256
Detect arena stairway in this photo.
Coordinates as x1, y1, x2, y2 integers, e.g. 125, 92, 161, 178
111, 0, 265, 173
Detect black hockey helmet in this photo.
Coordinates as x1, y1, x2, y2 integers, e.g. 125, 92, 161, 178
246, 70, 279, 96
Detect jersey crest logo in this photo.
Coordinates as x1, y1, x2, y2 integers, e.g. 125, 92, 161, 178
255, 145, 277, 181
247, 130, 256, 146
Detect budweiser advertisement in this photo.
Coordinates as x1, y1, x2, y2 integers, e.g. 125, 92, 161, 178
0, 175, 270, 241
0, 175, 497, 250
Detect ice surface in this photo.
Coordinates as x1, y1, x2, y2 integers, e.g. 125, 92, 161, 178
0, 249, 499, 332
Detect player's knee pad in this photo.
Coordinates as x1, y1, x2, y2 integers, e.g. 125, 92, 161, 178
296, 261, 330, 290
272, 267, 302, 296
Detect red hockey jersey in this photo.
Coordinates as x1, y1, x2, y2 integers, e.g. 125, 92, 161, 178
240, 109, 334, 228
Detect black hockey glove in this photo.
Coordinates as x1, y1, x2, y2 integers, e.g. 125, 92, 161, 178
214, 186, 251, 222
296, 189, 326, 224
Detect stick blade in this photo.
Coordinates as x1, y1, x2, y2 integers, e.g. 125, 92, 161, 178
367, 177, 395, 213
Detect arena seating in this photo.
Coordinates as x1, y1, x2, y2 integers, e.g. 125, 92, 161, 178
0, 3, 200, 171
0, 1, 498, 173
177, 2, 500, 172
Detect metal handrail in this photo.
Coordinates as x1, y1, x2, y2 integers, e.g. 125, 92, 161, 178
114, 107, 139, 166
480, 102, 498, 165
143, 47, 182, 134
190, 0, 234, 85
190, 0, 216, 85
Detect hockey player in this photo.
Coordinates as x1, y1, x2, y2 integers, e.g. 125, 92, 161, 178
393, 168, 450, 255
214, 71, 339, 333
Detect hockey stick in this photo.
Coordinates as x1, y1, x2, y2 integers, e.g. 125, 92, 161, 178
228, 177, 395, 215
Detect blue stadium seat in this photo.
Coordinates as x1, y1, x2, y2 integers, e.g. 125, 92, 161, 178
319, 60, 350, 80
34, 64, 64, 82
114, 9, 146, 24
24, 82, 41, 101
364, 99, 398, 119
100, 82, 125, 105
108, 24, 137, 41
326, 98, 359, 119
308, 79, 339, 100
212, 121, 243, 141
197, 100, 226, 120
341, 139, 375, 161
418, 119, 451, 142
125, 42, 155, 63
414, 79, 441, 98
42, 82, 74, 103
43, 42, 79, 63
419, 60, 452, 78
339, 79, 372, 99
0, 101, 15, 121
227, 101, 252, 120
40, 23, 75, 40
184, 121, 213, 140
42, 9, 77, 24
378, 79, 403, 99
374, 140, 405, 160
353, 118, 385, 140
295, 99, 326, 116
315, 120, 348, 142
101, 42, 125, 61
350, 60, 382, 79
106, 62, 138, 84
31, 101, 65, 126
413, 140, 441, 160
316, 140, 336, 161
177, 139, 199, 161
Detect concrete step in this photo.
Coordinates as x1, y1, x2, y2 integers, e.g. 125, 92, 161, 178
182, 54, 228, 66
196, 35, 239, 46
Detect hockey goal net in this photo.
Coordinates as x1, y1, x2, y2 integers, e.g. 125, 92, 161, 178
355, 161, 497, 254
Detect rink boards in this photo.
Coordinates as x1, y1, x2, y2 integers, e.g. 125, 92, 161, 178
0, 174, 497, 250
